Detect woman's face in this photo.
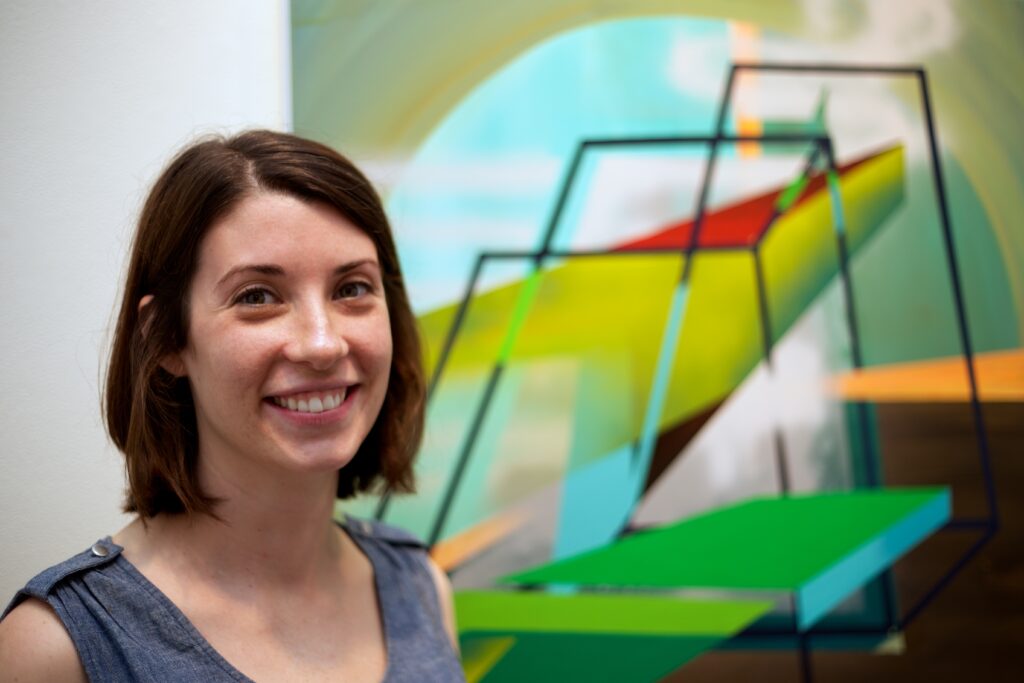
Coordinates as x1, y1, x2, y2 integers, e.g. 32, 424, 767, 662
170, 192, 392, 484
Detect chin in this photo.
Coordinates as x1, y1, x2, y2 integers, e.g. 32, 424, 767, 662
255, 435, 357, 475
294, 448, 359, 474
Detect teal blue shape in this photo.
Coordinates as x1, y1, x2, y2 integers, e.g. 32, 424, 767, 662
797, 488, 951, 629
554, 444, 636, 560
551, 353, 638, 559
553, 282, 690, 561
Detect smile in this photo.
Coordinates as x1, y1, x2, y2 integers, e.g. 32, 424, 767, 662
269, 387, 350, 414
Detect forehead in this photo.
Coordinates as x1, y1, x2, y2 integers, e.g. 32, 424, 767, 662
197, 192, 378, 274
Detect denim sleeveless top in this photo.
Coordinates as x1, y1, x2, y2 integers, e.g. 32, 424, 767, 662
2, 518, 465, 682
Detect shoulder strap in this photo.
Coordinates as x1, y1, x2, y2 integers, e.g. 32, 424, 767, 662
340, 515, 427, 548
2, 539, 121, 620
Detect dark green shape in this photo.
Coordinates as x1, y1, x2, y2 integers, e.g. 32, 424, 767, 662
461, 631, 719, 683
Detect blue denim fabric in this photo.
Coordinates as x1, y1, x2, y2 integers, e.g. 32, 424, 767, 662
2, 518, 465, 682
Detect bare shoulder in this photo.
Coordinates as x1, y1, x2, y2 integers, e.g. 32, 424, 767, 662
425, 555, 460, 654
0, 598, 87, 683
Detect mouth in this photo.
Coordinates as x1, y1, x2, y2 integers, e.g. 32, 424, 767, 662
266, 386, 357, 414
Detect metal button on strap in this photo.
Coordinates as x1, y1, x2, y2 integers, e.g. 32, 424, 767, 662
90, 542, 109, 558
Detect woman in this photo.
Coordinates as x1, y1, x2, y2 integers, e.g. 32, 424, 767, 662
0, 131, 464, 682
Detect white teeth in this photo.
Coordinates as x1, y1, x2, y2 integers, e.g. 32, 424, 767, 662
272, 390, 347, 413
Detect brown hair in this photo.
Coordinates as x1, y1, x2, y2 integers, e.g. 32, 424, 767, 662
105, 130, 424, 518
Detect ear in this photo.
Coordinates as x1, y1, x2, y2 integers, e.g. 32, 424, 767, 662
138, 294, 187, 378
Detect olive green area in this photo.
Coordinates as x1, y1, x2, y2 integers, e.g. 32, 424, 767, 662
455, 590, 772, 636
503, 488, 945, 589
460, 632, 723, 683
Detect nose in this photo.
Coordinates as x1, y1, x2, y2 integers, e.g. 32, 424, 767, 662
284, 301, 349, 370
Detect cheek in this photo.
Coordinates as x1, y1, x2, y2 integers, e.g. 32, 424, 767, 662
375, 316, 395, 372
183, 323, 278, 392
354, 313, 393, 381
379, 320, 394, 368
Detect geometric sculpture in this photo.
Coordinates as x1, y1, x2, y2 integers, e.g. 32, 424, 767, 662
503, 487, 951, 630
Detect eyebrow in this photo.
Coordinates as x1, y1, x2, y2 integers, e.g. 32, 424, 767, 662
216, 259, 380, 287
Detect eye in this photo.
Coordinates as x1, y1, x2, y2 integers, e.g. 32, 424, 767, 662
233, 287, 278, 306
336, 281, 372, 299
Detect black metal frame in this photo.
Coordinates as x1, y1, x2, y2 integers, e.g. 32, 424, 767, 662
372, 61, 1000, 682
720, 64, 998, 683
376, 132, 830, 537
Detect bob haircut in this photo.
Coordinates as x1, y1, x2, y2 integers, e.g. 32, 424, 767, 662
105, 130, 424, 518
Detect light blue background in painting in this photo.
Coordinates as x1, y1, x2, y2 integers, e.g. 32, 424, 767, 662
386, 17, 731, 313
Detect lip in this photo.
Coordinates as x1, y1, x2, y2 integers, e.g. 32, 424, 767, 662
264, 385, 360, 426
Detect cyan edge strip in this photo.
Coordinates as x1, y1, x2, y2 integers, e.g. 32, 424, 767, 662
633, 283, 689, 494
796, 489, 951, 630
826, 169, 847, 237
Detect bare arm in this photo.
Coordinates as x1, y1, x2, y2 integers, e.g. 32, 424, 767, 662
0, 598, 87, 683
426, 557, 460, 656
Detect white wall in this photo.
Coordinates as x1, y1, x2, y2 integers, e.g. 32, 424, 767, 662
0, 1, 291, 604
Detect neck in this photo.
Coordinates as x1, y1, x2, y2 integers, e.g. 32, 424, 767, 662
133, 457, 346, 592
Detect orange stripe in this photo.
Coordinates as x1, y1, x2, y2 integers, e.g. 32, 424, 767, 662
431, 509, 528, 571
829, 348, 1024, 402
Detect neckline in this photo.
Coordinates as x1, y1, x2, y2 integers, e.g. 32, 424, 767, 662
100, 519, 392, 682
